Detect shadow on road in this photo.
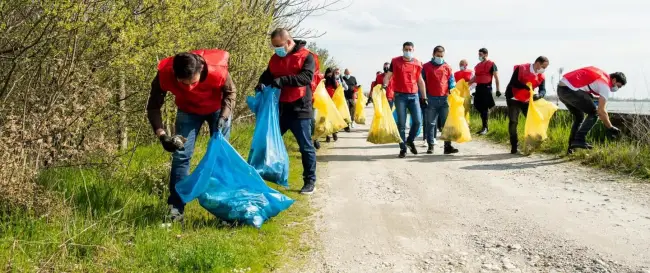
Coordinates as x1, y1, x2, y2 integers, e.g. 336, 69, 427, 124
459, 158, 567, 171
406, 152, 521, 163
317, 153, 402, 162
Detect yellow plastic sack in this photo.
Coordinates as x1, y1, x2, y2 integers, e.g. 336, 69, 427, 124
354, 87, 367, 124
313, 81, 348, 139
441, 87, 472, 143
456, 79, 472, 123
367, 85, 402, 144
523, 83, 559, 153
332, 85, 351, 124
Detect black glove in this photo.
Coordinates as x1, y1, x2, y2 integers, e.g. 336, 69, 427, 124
217, 116, 228, 130
606, 126, 621, 139
159, 134, 185, 153
532, 94, 542, 101
255, 83, 265, 93
495, 90, 502, 97
420, 98, 428, 109
271, 78, 283, 89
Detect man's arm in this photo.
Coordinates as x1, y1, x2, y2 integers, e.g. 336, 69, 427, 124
417, 74, 427, 98
597, 96, 613, 128
146, 73, 167, 136
258, 65, 274, 86
492, 63, 500, 91
383, 62, 394, 87
219, 72, 237, 119
508, 67, 528, 90
448, 73, 456, 90
537, 79, 547, 97
276, 54, 315, 87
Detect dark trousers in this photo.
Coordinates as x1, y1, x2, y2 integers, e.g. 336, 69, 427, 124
557, 85, 598, 146
474, 84, 495, 129
346, 98, 355, 125
280, 114, 317, 183
506, 99, 529, 147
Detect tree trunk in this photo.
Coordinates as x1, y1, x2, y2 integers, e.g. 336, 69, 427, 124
118, 72, 128, 150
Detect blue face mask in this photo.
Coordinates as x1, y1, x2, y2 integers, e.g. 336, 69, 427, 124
403, 51, 413, 60
274, 46, 287, 57
432, 57, 444, 65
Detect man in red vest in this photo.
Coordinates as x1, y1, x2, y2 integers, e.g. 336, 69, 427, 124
469, 48, 501, 135
374, 62, 394, 107
368, 70, 382, 106
256, 28, 317, 194
382, 42, 428, 158
454, 59, 473, 83
422, 45, 459, 155
557, 67, 624, 154
505, 56, 549, 154
147, 49, 236, 222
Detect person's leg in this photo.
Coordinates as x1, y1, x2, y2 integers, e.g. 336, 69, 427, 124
311, 109, 320, 149
169, 111, 204, 213
405, 94, 422, 150
571, 92, 599, 146
348, 98, 356, 128
388, 99, 394, 110
425, 96, 438, 145
506, 100, 522, 151
558, 87, 586, 148
289, 117, 317, 193
394, 94, 408, 152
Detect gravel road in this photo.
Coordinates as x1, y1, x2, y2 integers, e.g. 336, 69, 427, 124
301, 107, 650, 273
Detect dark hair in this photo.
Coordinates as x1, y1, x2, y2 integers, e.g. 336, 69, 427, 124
478, 48, 488, 54
535, 56, 549, 64
403, 42, 414, 48
434, 45, 445, 53
383, 62, 389, 66
610, 72, 627, 85
376, 71, 382, 74
270, 28, 289, 39
173, 53, 203, 80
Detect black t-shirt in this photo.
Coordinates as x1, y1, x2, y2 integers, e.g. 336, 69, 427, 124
342, 76, 358, 99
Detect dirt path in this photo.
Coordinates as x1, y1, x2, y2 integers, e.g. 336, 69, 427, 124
304, 107, 650, 273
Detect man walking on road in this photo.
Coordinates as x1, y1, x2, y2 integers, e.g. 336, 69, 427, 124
505, 56, 549, 154
469, 48, 500, 135
422, 45, 459, 155
257, 28, 317, 194
342, 68, 358, 131
147, 49, 236, 222
375, 62, 395, 108
557, 66, 624, 154
383, 42, 428, 158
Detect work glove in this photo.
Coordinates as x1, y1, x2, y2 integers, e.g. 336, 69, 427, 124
606, 126, 621, 139
495, 90, 502, 97
532, 94, 542, 101
255, 83, 265, 93
381, 84, 387, 90
271, 78, 283, 89
217, 116, 229, 130
159, 134, 186, 153
419, 98, 428, 110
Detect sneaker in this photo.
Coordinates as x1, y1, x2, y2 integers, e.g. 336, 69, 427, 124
314, 140, 321, 150
344, 127, 351, 132
427, 144, 434, 154
406, 141, 418, 155
420, 140, 428, 147
510, 145, 518, 155
444, 145, 459, 154
477, 128, 488, 135
398, 150, 407, 158
351, 122, 355, 129
569, 142, 593, 150
169, 206, 184, 223
300, 181, 316, 195
333, 133, 338, 141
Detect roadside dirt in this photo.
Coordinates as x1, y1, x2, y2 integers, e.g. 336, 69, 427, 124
301, 107, 650, 273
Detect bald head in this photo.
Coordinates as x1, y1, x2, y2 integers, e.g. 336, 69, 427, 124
459, 59, 469, 70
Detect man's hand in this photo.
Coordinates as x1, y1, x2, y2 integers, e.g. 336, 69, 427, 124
272, 78, 283, 89
606, 126, 621, 139
420, 97, 428, 109
217, 116, 228, 130
532, 94, 542, 101
495, 90, 502, 97
159, 134, 186, 153
255, 83, 265, 93
381, 84, 387, 90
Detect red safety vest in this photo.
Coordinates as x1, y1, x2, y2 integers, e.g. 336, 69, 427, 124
325, 81, 337, 98
512, 63, 545, 102
311, 54, 322, 94
157, 49, 229, 115
454, 69, 473, 83
562, 66, 611, 97
375, 73, 395, 100
423, 62, 453, 97
268, 47, 312, 102
390, 56, 422, 94
474, 60, 495, 84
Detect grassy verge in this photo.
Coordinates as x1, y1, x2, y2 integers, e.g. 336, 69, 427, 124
1, 124, 313, 272
469, 108, 650, 179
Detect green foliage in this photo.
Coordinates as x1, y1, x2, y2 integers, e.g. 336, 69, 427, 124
307, 42, 338, 72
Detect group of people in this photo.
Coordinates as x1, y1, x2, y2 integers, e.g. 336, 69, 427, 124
145, 28, 625, 221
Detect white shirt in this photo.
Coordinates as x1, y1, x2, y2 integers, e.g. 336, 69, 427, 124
560, 78, 612, 100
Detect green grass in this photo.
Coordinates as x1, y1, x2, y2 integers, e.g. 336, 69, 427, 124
470, 108, 650, 179
1, 124, 314, 272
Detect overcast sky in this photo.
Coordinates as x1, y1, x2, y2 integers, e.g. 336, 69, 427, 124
300, 0, 650, 99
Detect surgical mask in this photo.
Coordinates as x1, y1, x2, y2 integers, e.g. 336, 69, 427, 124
460, 66, 466, 71
274, 46, 287, 57
611, 86, 619, 92
479, 56, 485, 62
403, 51, 413, 60
432, 57, 444, 65
344, 75, 350, 79
335, 73, 340, 78
536, 68, 545, 74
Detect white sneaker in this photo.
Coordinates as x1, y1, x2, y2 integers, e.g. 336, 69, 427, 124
420, 140, 428, 147
432, 138, 438, 145
351, 122, 355, 129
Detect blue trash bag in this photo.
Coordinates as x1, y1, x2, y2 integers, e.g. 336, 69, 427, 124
392, 109, 422, 137
175, 132, 294, 228
246, 86, 290, 187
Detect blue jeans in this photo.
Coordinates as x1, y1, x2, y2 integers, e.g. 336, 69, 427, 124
394, 93, 422, 150
280, 114, 317, 184
425, 96, 450, 145
388, 100, 394, 110
169, 110, 232, 212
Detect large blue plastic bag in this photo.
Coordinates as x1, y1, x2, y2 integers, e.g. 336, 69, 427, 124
246, 86, 290, 187
175, 132, 294, 228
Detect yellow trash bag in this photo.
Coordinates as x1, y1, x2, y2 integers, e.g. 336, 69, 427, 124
354, 87, 367, 124
313, 81, 348, 139
441, 87, 472, 143
456, 79, 472, 123
367, 85, 402, 144
523, 83, 559, 153
332, 85, 351, 124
